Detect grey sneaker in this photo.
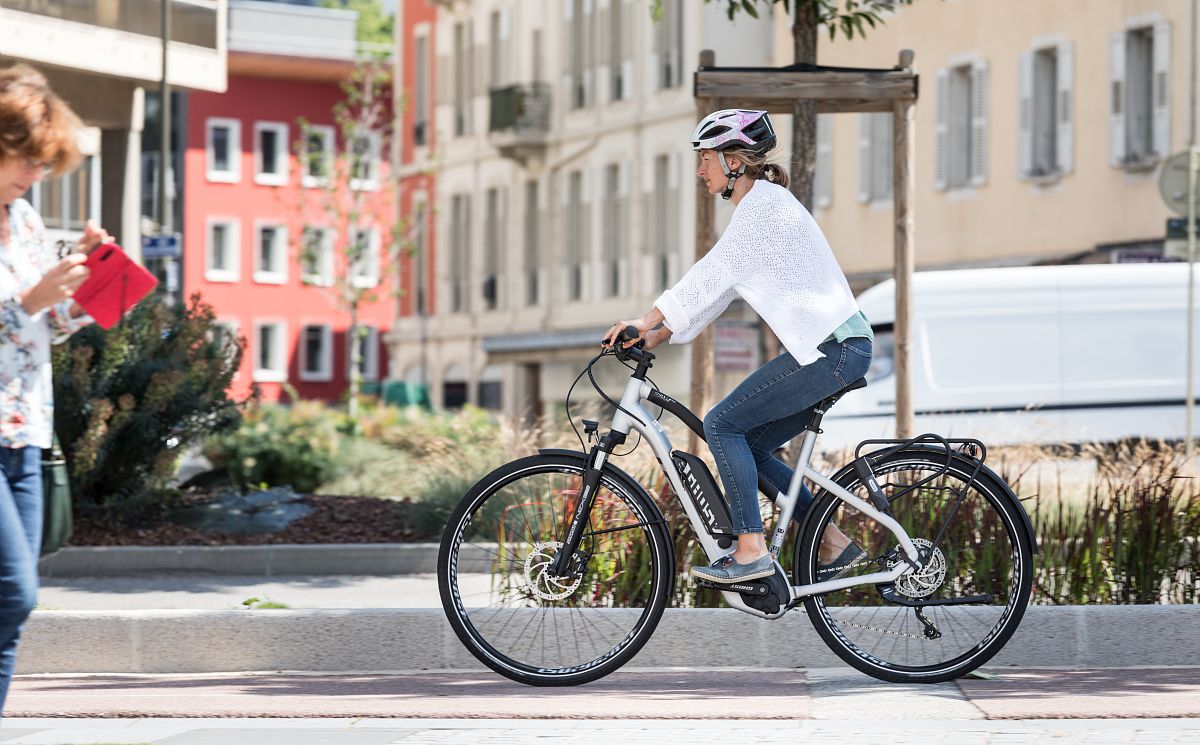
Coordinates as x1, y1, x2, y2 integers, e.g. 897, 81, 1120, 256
691, 554, 776, 584
817, 541, 868, 581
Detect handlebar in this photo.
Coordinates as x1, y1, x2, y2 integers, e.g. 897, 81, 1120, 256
603, 325, 648, 363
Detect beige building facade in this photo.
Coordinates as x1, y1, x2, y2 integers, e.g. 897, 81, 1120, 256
389, 0, 779, 420
390, 0, 1199, 422
802, 0, 1197, 278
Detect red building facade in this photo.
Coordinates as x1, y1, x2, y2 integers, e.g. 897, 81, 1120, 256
184, 17, 399, 402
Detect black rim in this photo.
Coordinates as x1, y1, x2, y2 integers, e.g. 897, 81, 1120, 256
803, 458, 1030, 675
444, 462, 666, 678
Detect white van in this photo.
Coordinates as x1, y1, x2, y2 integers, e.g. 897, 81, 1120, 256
822, 263, 1200, 448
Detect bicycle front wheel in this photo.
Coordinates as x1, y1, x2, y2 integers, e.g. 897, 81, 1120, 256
438, 453, 674, 686
795, 448, 1034, 683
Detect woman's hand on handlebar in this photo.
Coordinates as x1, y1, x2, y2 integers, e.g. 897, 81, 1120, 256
601, 319, 649, 350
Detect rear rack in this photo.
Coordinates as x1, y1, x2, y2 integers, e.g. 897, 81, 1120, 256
852, 433, 987, 512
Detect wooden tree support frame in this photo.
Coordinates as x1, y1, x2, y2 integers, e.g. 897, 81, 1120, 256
690, 50, 918, 449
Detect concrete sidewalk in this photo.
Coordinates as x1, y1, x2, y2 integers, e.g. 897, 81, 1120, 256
4, 717, 1200, 745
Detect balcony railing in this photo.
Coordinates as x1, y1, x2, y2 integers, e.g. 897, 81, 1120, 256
489, 82, 551, 138
6, 0, 219, 49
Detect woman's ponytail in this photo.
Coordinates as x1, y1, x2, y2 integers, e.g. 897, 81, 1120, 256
726, 147, 791, 189
762, 163, 790, 189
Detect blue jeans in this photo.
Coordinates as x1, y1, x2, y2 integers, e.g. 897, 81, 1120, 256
0, 446, 42, 716
703, 337, 873, 534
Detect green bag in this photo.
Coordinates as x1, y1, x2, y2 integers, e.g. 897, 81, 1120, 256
39, 436, 72, 557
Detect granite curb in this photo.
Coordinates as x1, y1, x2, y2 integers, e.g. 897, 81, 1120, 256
37, 543, 478, 578
17, 605, 1200, 675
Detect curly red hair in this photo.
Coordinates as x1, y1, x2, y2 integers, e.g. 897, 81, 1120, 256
0, 63, 83, 176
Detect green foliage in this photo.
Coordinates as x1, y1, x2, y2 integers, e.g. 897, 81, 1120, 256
321, 0, 394, 46
706, 0, 919, 41
240, 596, 290, 610
204, 401, 351, 494
52, 294, 244, 524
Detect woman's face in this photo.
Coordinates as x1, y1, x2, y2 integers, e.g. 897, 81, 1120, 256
696, 150, 741, 195
0, 153, 46, 208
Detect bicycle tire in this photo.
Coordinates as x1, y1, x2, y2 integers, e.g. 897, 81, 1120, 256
794, 447, 1034, 683
438, 452, 675, 686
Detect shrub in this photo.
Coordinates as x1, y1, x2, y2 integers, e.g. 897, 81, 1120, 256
52, 294, 244, 524
204, 400, 350, 494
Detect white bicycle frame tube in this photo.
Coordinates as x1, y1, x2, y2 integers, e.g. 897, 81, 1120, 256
608, 376, 922, 617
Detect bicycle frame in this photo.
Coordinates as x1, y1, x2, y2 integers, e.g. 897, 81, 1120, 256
606, 376, 923, 620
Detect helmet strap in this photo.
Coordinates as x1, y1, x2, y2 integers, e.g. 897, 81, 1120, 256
717, 151, 746, 201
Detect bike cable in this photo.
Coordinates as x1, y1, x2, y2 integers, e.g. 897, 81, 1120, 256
563, 350, 608, 453
608, 356, 665, 457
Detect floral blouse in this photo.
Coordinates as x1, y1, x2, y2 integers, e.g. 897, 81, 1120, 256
1, 198, 92, 449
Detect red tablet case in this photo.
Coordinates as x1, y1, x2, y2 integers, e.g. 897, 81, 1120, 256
72, 243, 159, 329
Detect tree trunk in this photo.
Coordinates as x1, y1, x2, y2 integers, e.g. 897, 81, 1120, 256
348, 308, 362, 421
790, 2, 819, 209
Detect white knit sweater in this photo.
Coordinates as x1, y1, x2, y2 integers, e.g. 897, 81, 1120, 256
654, 179, 860, 365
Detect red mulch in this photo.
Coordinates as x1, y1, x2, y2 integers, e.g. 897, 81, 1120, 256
67, 494, 420, 546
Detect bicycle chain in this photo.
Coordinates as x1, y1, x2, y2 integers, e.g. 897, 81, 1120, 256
833, 617, 930, 642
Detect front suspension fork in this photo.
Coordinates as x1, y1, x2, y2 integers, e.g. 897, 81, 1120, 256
548, 431, 626, 577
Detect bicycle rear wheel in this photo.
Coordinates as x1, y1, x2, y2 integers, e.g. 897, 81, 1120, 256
438, 453, 674, 686
794, 448, 1034, 683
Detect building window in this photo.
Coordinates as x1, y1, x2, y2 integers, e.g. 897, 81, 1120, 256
253, 223, 287, 284
413, 34, 429, 146
412, 200, 429, 315
601, 163, 626, 297
653, 0, 683, 90
206, 118, 240, 183
813, 114, 834, 209
350, 130, 381, 190
348, 325, 380, 382
565, 170, 585, 301
650, 154, 677, 291
299, 323, 333, 382
1020, 41, 1074, 179
566, 0, 591, 109
205, 218, 240, 282
210, 318, 241, 371
443, 364, 468, 409
857, 112, 893, 203
1111, 21, 1171, 166
253, 121, 288, 186
523, 180, 540, 306
301, 226, 334, 286
35, 153, 97, 232
483, 187, 504, 311
610, 0, 630, 102
301, 125, 334, 187
449, 194, 471, 313
253, 320, 287, 383
488, 9, 510, 89
478, 365, 502, 411
350, 227, 381, 288
453, 21, 471, 137
935, 60, 988, 191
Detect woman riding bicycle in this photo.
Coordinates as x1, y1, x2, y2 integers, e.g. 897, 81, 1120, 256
602, 109, 873, 585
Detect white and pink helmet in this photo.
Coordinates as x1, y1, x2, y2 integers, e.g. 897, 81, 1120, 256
690, 109, 777, 154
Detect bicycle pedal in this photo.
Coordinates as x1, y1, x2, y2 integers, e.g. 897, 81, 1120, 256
693, 578, 769, 595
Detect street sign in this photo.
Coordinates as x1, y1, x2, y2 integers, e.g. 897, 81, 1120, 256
141, 233, 180, 259
1159, 151, 1200, 216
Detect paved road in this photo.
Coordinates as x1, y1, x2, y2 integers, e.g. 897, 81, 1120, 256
3, 717, 1200, 745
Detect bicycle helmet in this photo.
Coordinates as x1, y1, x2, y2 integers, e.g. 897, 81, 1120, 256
691, 109, 777, 199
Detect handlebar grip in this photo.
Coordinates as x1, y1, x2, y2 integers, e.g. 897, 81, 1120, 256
622, 325, 640, 340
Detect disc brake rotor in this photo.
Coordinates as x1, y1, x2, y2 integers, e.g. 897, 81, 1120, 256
523, 541, 583, 601
888, 538, 947, 599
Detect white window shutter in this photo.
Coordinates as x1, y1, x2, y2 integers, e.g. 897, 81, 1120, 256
1057, 41, 1075, 175
934, 69, 949, 191
1110, 31, 1127, 166
813, 114, 833, 209
1018, 51, 1033, 180
1153, 21, 1172, 157
970, 60, 989, 187
597, 0, 611, 102
857, 114, 873, 202
500, 8, 511, 87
